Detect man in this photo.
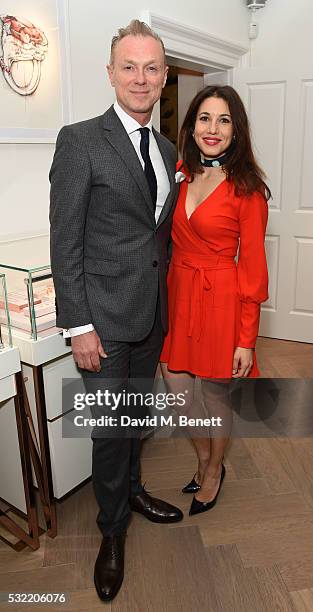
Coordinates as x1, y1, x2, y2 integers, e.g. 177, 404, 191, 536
49, 20, 182, 602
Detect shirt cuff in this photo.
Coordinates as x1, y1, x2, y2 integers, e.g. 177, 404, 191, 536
63, 324, 94, 338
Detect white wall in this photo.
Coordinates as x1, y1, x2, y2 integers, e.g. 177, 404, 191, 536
0, 0, 249, 242
250, 0, 313, 69
0, 144, 55, 240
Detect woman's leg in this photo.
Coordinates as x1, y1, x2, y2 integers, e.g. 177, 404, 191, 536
193, 378, 232, 502
160, 363, 211, 484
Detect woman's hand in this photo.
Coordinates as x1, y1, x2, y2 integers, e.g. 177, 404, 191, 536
232, 347, 254, 378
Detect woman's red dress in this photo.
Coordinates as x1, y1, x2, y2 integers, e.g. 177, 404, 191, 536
160, 175, 268, 378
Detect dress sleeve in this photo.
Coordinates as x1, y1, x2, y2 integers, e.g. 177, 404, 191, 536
237, 191, 269, 348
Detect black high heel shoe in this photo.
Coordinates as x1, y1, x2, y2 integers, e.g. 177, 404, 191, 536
182, 473, 201, 494
189, 464, 225, 516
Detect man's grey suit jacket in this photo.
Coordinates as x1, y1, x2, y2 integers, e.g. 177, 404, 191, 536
49, 105, 178, 342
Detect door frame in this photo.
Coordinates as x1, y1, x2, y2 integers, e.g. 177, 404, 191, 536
142, 11, 249, 127
142, 11, 249, 73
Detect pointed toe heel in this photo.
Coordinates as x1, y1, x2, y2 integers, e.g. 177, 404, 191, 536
182, 473, 201, 494
189, 464, 226, 516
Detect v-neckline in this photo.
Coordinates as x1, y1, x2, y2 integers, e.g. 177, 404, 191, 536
185, 178, 226, 222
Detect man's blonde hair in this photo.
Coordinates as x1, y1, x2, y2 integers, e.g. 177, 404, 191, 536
110, 20, 166, 64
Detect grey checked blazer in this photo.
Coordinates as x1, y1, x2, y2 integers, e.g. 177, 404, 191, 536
49, 106, 178, 341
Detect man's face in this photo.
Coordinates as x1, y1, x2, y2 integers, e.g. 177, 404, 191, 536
107, 35, 168, 122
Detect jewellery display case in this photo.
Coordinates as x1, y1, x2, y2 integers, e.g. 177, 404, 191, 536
0, 236, 57, 341
0, 237, 92, 538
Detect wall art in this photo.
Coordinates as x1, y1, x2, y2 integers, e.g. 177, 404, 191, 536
0, 0, 72, 142
0, 14, 48, 96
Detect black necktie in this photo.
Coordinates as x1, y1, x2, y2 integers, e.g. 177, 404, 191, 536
138, 127, 157, 211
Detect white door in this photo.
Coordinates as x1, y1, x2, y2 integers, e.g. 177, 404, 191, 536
233, 68, 313, 343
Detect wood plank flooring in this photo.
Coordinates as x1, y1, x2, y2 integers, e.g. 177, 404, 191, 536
0, 337, 313, 611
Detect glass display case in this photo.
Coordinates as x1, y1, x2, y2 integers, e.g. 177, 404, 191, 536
0, 272, 12, 349
0, 236, 59, 340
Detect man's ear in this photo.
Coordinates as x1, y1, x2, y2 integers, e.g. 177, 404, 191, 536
106, 63, 114, 86
162, 65, 169, 88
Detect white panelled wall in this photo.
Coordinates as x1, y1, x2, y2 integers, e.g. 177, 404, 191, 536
233, 69, 313, 342
231, 0, 313, 342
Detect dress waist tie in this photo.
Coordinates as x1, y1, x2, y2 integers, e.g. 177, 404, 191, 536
172, 251, 236, 342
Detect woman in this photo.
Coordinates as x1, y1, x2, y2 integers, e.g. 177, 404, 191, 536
160, 85, 270, 516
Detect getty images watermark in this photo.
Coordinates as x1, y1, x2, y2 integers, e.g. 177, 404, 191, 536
62, 377, 313, 439
72, 389, 223, 430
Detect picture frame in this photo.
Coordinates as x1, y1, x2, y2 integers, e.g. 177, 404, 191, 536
0, 0, 72, 143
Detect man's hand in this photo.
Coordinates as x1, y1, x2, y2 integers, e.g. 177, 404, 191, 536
232, 347, 254, 378
71, 330, 107, 372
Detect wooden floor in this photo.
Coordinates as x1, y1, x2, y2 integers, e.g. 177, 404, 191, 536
1, 337, 313, 611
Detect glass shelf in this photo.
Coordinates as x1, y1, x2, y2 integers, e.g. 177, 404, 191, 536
0, 235, 50, 272
0, 236, 58, 341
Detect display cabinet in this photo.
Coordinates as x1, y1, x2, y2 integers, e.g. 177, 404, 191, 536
0, 236, 92, 539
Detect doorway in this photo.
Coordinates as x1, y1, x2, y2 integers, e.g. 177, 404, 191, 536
160, 63, 228, 148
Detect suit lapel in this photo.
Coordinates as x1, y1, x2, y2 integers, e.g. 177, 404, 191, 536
101, 107, 177, 227
101, 107, 155, 221
153, 128, 177, 227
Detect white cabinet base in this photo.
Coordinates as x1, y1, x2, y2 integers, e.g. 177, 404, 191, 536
0, 397, 26, 513
22, 354, 92, 500
48, 417, 92, 499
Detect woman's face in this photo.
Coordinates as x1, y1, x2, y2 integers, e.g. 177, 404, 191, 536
193, 96, 234, 159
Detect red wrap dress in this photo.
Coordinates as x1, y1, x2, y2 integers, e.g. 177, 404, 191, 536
160, 173, 268, 378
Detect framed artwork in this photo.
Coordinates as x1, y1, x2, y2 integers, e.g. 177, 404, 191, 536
0, 0, 72, 142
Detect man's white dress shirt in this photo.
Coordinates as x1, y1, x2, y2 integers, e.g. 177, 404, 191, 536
63, 101, 170, 338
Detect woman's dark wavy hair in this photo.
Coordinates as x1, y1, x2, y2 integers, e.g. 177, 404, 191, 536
179, 85, 271, 200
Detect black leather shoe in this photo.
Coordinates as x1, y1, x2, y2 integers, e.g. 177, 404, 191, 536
94, 533, 126, 601
189, 464, 226, 516
182, 473, 201, 494
130, 488, 183, 523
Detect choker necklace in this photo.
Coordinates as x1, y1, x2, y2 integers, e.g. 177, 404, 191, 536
200, 151, 229, 167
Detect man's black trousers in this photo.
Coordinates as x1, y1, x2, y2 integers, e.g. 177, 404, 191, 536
82, 301, 163, 536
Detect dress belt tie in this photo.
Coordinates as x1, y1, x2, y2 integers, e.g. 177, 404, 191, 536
182, 260, 212, 341
172, 252, 235, 342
